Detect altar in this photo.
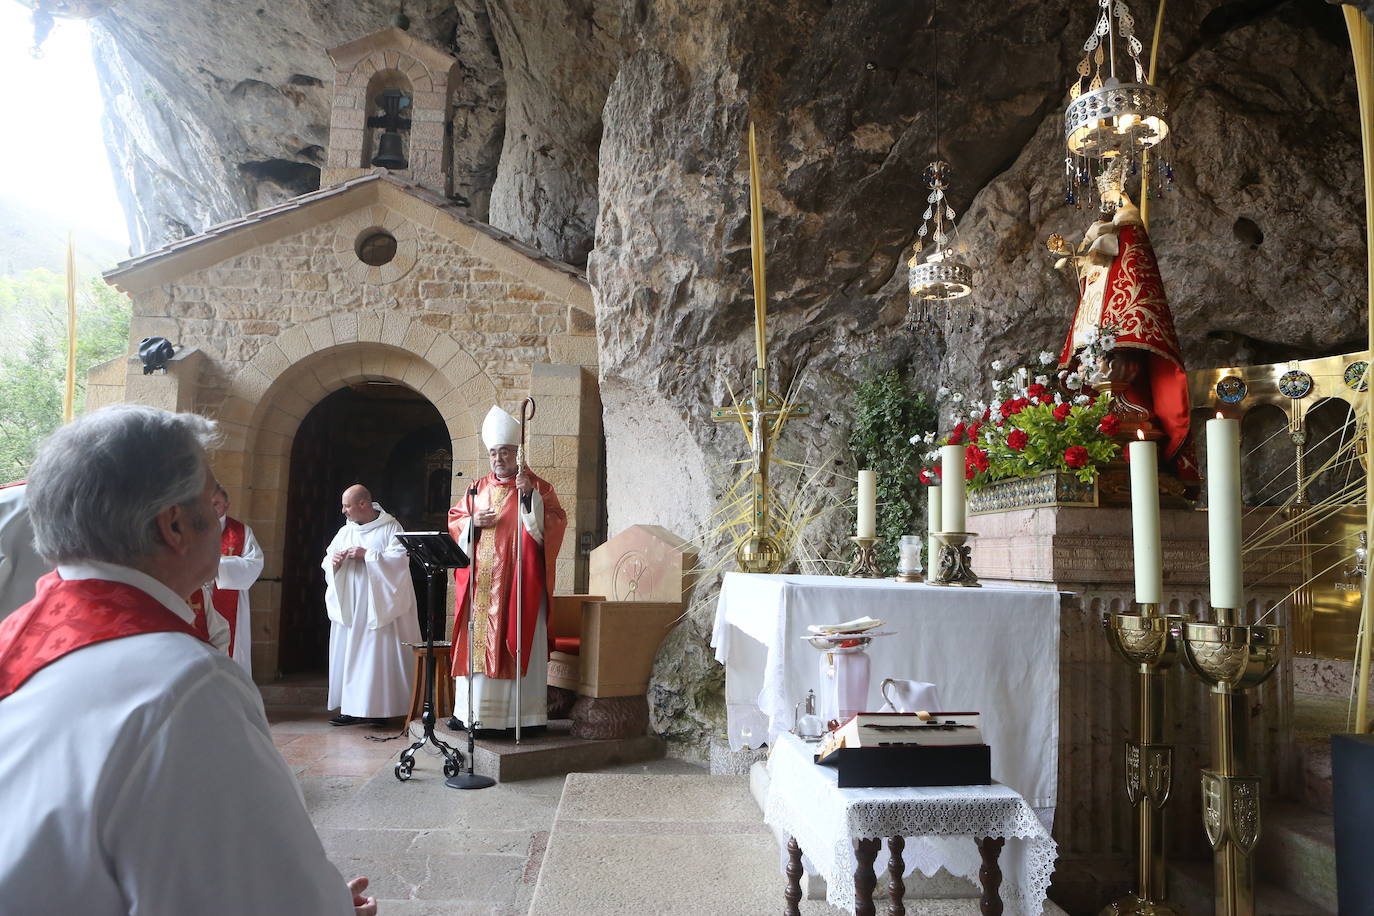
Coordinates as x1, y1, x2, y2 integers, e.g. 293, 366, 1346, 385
710, 572, 1062, 814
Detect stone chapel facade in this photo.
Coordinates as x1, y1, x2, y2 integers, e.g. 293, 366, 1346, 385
88, 28, 603, 682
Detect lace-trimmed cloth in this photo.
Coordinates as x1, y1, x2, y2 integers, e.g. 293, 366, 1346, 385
763, 733, 1058, 915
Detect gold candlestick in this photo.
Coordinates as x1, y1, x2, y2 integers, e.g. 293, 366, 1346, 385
1175, 608, 1283, 916
846, 536, 884, 578
1102, 603, 1186, 916
927, 531, 980, 587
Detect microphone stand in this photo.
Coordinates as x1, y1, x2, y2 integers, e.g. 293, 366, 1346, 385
393, 529, 465, 783
447, 482, 495, 789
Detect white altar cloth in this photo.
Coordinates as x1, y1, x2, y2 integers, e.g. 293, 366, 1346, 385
764, 732, 1058, 915
711, 572, 1061, 810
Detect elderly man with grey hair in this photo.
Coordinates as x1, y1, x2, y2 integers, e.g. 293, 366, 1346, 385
0, 405, 377, 916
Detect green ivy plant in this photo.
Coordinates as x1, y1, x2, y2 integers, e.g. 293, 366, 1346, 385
848, 368, 937, 575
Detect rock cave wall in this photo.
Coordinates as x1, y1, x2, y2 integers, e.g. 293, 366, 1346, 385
85, 0, 1369, 757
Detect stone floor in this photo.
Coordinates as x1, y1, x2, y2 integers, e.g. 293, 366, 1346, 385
272, 706, 1059, 915
269, 706, 707, 915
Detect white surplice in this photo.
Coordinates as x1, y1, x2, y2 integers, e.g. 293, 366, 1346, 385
215, 514, 264, 674
0, 561, 353, 916
0, 483, 49, 622
450, 492, 549, 730
322, 504, 420, 718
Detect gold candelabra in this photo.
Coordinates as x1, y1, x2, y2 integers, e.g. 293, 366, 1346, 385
1102, 603, 1185, 916
927, 531, 981, 587
1174, 608, 1283, 916
846, 536, 884, 578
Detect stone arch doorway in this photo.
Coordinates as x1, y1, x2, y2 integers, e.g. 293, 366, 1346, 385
277, 381, 451, 674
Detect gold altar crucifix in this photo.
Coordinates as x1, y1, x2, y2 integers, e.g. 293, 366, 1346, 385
711, 123, 810, 574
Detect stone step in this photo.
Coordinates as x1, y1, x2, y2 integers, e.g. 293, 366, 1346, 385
1166, 859, 1331, 916
257, 675, 329, 709
442, 718, 666, 782
1255, 803, 1338, 914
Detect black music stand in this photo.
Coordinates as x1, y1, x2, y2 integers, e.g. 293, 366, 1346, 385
391, 531, 483, 786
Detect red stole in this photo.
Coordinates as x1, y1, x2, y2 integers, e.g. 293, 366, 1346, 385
188, 517, 246, 656
0, 572, 207, 701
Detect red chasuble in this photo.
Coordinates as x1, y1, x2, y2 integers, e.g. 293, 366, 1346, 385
448, 472, 567, 679
0, 572, 207, 701
188, 517, 247, 656
1060, 218, 1200, 481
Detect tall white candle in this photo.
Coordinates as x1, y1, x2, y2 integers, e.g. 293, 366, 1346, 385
940, 444, 966, 534
927, 485, 943, 573
856, 469, 877, 538
1206, 416, 1243, 609
1128, 436, 1163, 605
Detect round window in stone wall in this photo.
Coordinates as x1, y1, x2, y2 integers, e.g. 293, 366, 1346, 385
355, 230, 398, 266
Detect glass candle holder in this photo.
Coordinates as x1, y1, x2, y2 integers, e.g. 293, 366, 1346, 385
897, 535, 923, 576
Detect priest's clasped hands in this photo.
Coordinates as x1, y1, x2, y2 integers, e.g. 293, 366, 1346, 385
330, 545, 368, 570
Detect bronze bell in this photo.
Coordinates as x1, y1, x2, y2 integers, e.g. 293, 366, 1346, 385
368, 88, 411, 170
371, 130, 408, 170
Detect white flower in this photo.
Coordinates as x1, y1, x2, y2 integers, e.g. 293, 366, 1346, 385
1038, 350, 1055, 365
1074, 394, 1091, 406
909, 434, 921, 445
1100, 335, 1117, 351
937, 386, 951, 400
950, 392, 963, 404
1083, 327, 1099, 344
925, 450, 941, 462
990, 359, 1003, 371
1053, 393, 1064, 405
1066, 372, 1083, 390
924, 431, 937, 444
1035, 375, 1050, 387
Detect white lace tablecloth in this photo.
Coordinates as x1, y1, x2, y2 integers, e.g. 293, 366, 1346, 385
710, 572, 1062, 812
763, 733, 1058, 915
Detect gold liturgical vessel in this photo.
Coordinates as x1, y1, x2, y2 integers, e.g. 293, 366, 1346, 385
1102, 603, 1185, 916
1175, 609, 1283, 916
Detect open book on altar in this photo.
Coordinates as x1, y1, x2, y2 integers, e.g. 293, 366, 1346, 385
815, 711, 991, 788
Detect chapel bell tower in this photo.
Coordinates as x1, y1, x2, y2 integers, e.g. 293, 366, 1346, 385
321, 26, 458, 197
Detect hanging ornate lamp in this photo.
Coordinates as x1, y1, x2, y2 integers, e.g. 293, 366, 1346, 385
907, 0, 973, 325
908, 161, 973, 304
1064, 0, 1172, 210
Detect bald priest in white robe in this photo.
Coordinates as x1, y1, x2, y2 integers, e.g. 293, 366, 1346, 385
323, 484, 421, 725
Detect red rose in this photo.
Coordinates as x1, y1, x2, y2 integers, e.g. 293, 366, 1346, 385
1007, 428, 1029, 451
964, 463, 976, 481
1014, 397, 1030, 413
967, 422, 982, 444
999, 399, 1016, 419
1064, 445, 1090, 469
966, 445, 990, 471
1098, 413, 1121, 435
919, 468, 934, 485
1053, 403, 1072, 422
1027, 383, 1048, 402
932, 464, 943, 478
982, 409, 992, 422
949, 422, 966, 445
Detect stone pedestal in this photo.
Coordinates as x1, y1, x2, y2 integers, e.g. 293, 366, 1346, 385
968, 506, 1299, 912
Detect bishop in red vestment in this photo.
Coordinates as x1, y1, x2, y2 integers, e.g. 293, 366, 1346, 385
449, 406, 567, 730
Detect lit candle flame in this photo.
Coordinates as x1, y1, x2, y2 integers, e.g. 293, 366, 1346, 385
1136, 428, 1145, 440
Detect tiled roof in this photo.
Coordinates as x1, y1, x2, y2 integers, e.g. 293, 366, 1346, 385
103, 171, 588, 287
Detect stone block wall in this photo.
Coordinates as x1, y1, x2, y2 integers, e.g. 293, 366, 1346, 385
102, 181, 599, 679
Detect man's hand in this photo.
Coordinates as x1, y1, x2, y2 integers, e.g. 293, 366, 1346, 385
473, 507, 499, 529
348, 876, 377, 915
331, 551, 345, 572
346, 546, 367, 561
515, 468, 532, 498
